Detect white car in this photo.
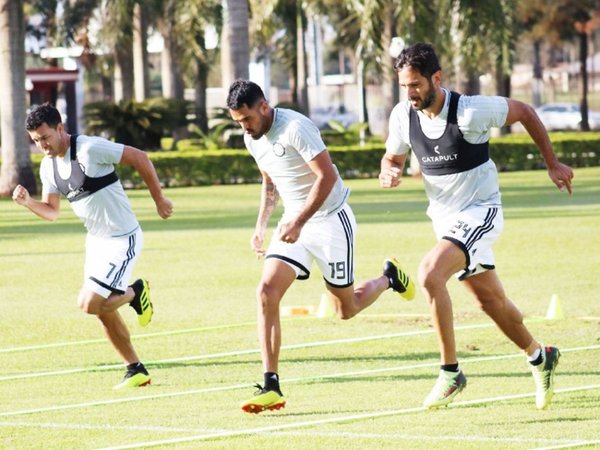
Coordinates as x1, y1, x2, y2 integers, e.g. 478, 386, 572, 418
535, 103, 600, 131
309, 106, 358, 130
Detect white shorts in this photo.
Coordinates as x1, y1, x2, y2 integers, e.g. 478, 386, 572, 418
266, 203, 356, 288
83, 227, 143, 298
433, 206, 503, 280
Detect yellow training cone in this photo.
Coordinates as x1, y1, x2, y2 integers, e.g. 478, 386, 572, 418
317, 293, 335, 318
546, 294, 564, 320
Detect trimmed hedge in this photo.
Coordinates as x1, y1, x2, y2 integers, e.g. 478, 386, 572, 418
27, 132, 599, 187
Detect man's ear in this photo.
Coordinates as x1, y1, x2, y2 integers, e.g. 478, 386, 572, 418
258, 99, 270, 114
432, 70, 442, 88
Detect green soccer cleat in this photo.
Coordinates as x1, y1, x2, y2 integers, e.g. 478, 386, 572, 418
423, 370, 467, 409
531, 346, 561, 410
240, 384, 286, 414
113, 364, 151, 390
383, 258, 416, 301
129, 278, 153, 327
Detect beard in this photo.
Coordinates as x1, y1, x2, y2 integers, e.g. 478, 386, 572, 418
410, 79, 436, 111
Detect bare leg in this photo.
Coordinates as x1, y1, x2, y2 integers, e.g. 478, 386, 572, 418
256, 259, 296, 374
418, 240, 467, 365
463, 270, 539, 354
97, 310, 140, 364
78, 288, 135, 316
76, 288, 141, 365
327, 275, 390, 320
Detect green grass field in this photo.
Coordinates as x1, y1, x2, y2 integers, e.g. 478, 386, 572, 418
1, 167, 599, 449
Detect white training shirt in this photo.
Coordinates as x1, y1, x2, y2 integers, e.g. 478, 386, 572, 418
40, 135, 139, 238
386, 88, 509, 219
245, 108, 349, 221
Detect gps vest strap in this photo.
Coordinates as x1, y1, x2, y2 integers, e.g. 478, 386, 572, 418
52, 134, 119, 202
409, 91, 490, 175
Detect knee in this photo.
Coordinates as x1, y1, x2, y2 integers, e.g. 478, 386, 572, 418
77, 291, 99, 315
256, 283, 282, 314
417, 262, 445, 295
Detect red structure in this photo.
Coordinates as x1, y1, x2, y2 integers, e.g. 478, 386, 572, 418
26, 68, 79, 133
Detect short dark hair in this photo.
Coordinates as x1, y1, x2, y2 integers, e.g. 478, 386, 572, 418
26, 102, 62, 131
226, 79, 266, 110
394, 42, 441, 78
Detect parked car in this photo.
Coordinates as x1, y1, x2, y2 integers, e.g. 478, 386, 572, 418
535, 102, 600, 131
309, 106, 358, 130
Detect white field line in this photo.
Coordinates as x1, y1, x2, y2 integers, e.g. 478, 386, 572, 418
0, 321, 260, 354
1, 344, 599, 418
97, 383, 600, 450
0, 314, 548, 354
534, 441, 600, 450
0, 421, 590, 447
0, 322, 496, 382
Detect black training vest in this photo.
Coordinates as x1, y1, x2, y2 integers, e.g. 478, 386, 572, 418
52, 134, 119, 202
409, 91, 490, 176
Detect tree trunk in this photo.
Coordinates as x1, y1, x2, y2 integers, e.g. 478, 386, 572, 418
579, 31, 590, 131
195, 58, 209, 134
532, 40, 543, 107
114, 43, 134, 102
0, 0, 36, 197
221, 0, 249, 90
133, 2, 149, 102
295, 2, 308, 114
382, 11, 398, 137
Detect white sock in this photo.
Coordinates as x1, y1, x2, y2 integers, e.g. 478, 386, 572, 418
527, 347, 542, 363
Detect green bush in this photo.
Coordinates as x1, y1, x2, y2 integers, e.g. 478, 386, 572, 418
83, 98, 190, 150
490, 131, 600, 170
26, 131, 599, 188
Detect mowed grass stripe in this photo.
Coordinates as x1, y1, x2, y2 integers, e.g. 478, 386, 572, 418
2, 344, 598, 418
96, 383, 600, 450
0, 323, 496, 382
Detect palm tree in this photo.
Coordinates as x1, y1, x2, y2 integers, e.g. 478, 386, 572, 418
0, 0, 35, 197
173, 0, 222, 132
221, 0, 249, 90
132, 2, 150, 101
518, 0, 600, 131
102, 0, 135, 102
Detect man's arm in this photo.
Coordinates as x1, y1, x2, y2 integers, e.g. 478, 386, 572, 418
504, 98, 574, 194
251, 170, 279, 257
13, 185, 60, 221
379, 152, 408, 188
278, 150, 337, 244
119, 146, 173, 218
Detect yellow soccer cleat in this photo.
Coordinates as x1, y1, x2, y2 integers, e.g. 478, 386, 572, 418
113, 363, 151, 390
240, 384, 286, 414
383, 258, 416, 300
129, 278, 153, 326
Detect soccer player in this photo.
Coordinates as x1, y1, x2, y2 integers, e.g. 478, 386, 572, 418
13, 103, 173, 389
227, 79, 415, 413
379, 43, 573, 409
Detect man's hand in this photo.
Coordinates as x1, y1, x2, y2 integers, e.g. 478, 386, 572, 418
378, 166, 402, 188
278, 220, 302, 244
12, 184, 31, 206
250, 231, 266, 258
155, 196, 173, 219
547, 162, 574, 195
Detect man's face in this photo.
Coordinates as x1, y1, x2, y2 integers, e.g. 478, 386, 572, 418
398, 66, 439, 111
28, 122, 66, 157
229, 100, 271, 140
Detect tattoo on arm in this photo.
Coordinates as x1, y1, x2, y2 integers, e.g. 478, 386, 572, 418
257, 179, 279, 230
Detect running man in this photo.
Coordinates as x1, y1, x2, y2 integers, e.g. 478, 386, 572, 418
380, 43, 573, 409
227, 79, 415, 413
13, 103, 173, 389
